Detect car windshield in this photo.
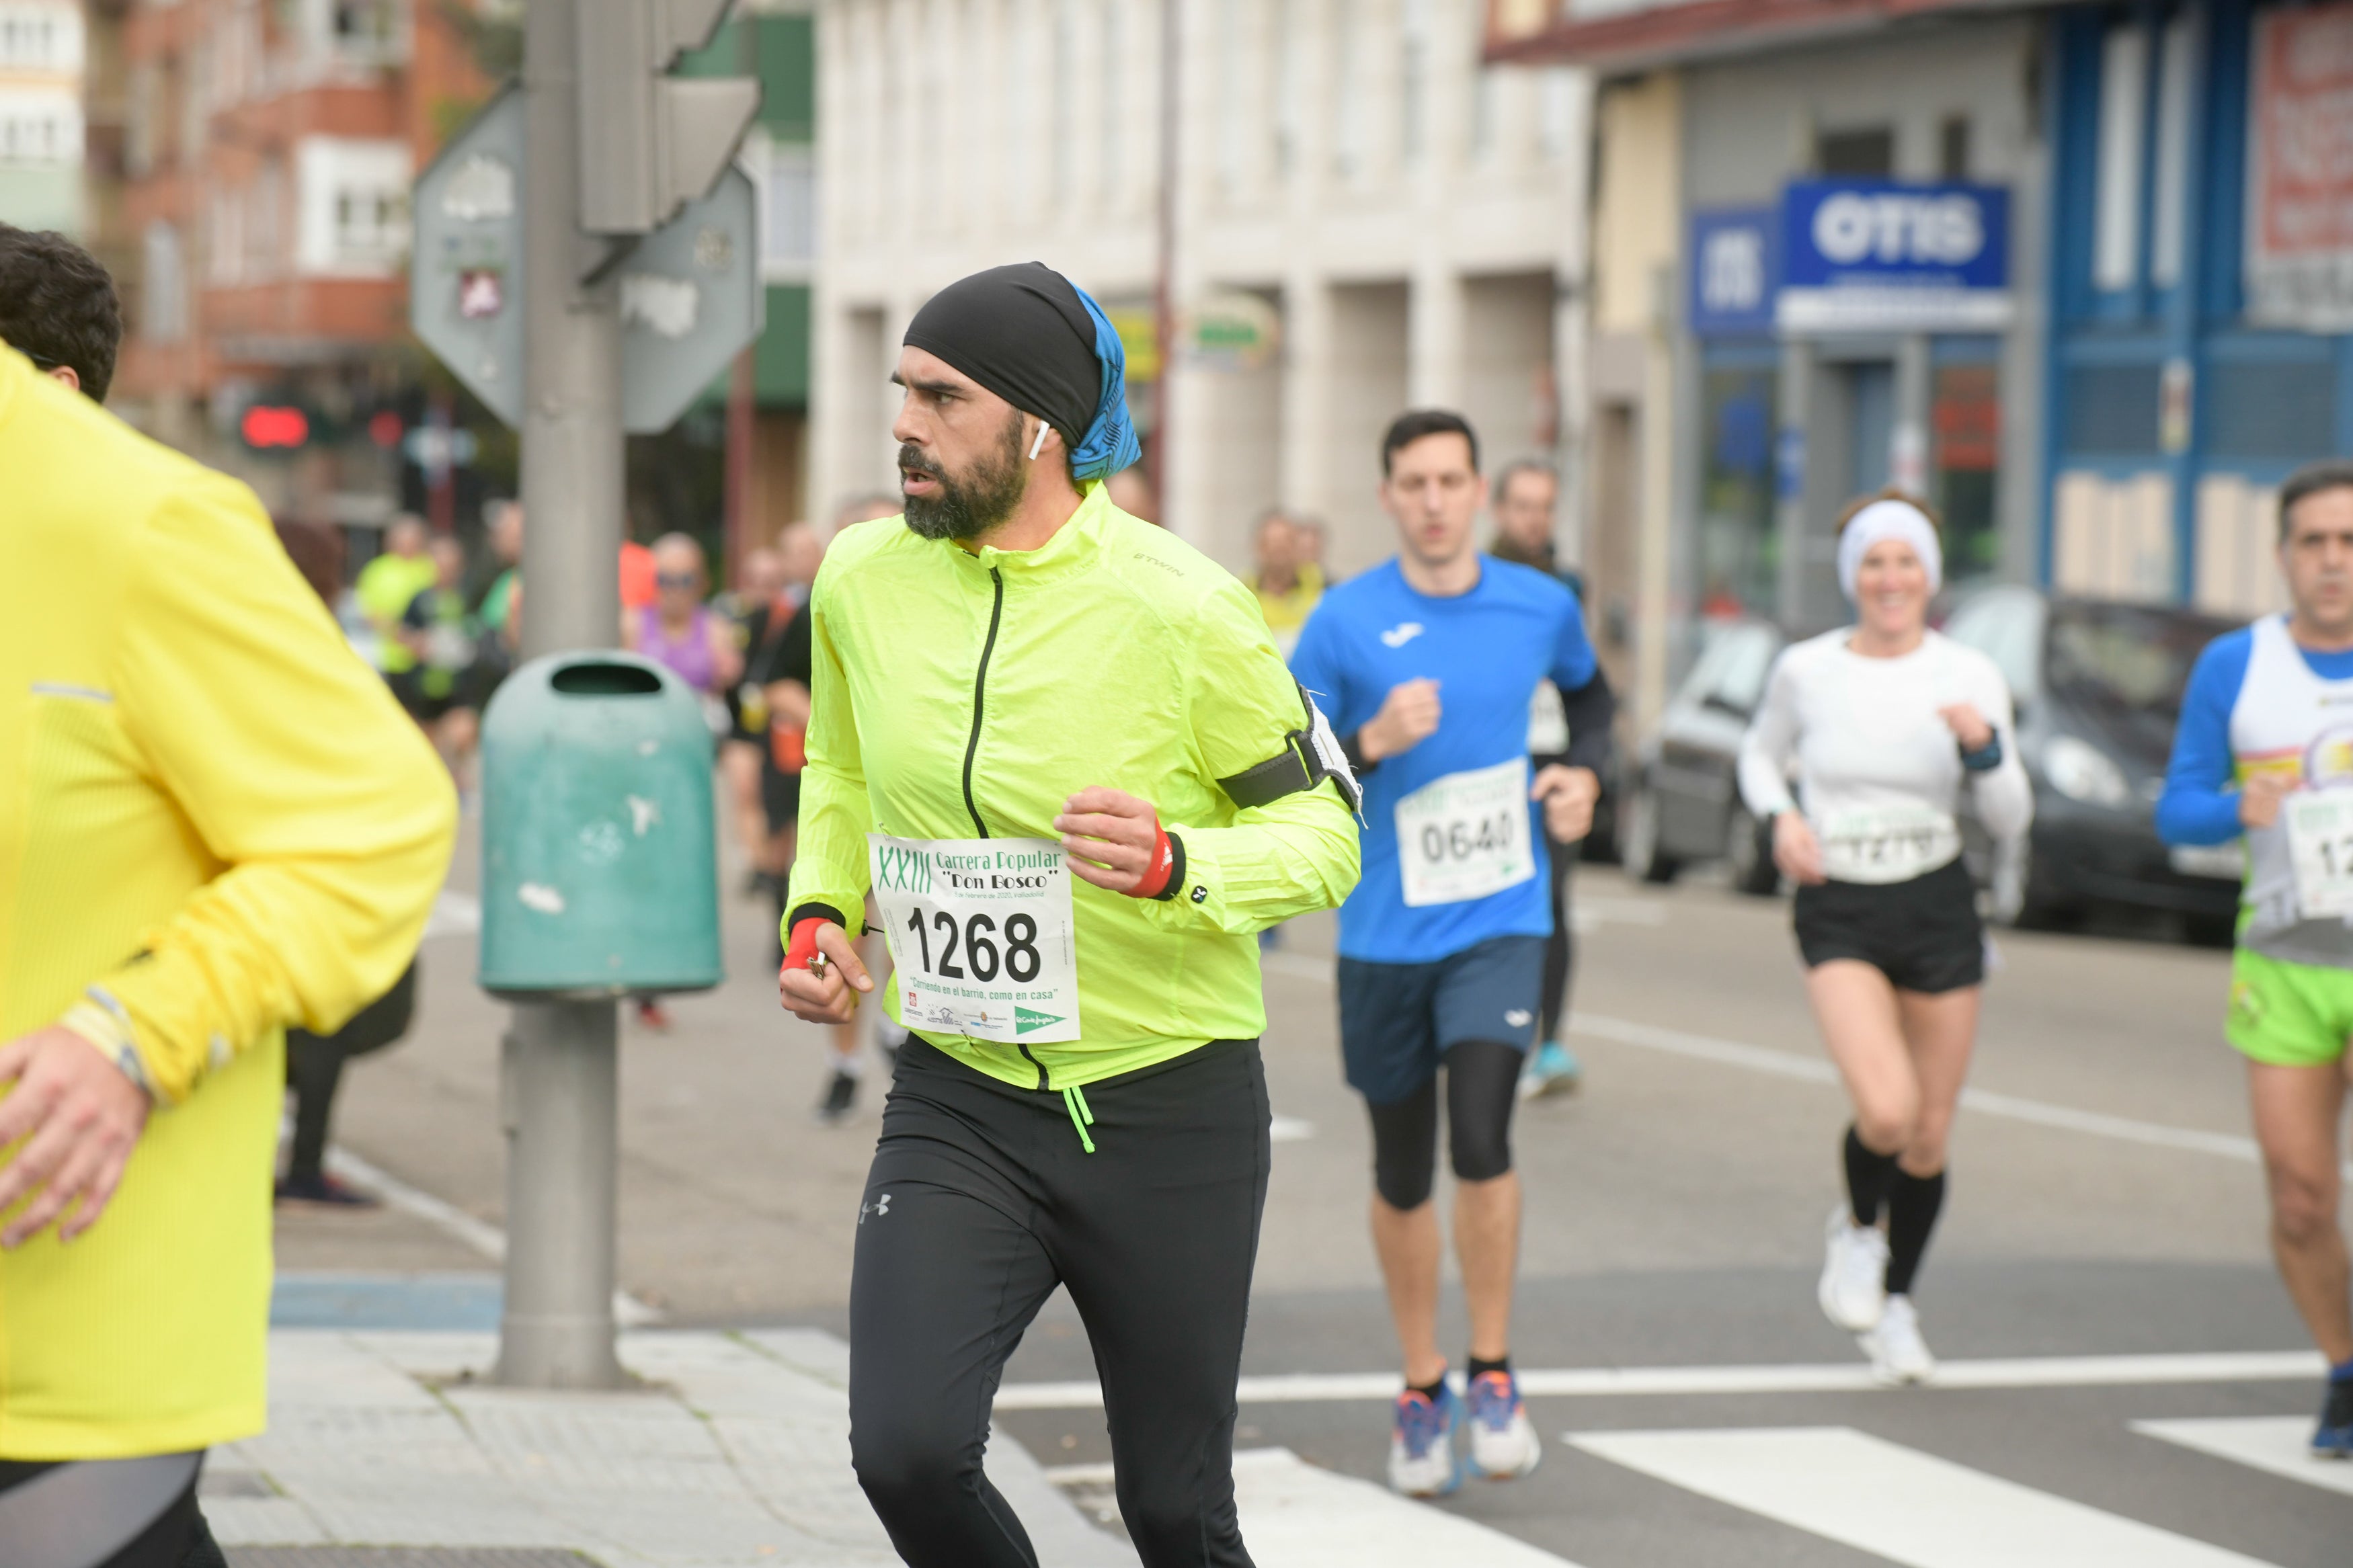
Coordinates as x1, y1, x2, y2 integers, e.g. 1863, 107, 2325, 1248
2043, 602, 2231, 718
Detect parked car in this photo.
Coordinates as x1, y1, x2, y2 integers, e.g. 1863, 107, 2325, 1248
1618, 617, 1786, 893
1940, 587, 2241, 935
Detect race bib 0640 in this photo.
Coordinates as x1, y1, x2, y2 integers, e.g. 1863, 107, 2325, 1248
1394, 757, 1536, 907
2284, 791, 2353, 920
869, 835, 1080, 1044
1816, 803, 1960, 884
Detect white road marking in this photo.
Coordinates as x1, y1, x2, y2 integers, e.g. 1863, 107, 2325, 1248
1571, 1425, 2280, 1567
990, 1349, 2325, 1411
1261, 948, 2350, 1178
321, 1145, 662, 1327
1226, 1448, 1581, 1567
423, 887, 483, 939
2134, 1416, 2353, 1497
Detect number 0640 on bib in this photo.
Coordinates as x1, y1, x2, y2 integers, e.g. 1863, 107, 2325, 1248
868, 834, 1082, 1044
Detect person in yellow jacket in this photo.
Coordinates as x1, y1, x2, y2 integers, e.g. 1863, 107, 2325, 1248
0, 339, 457, 1561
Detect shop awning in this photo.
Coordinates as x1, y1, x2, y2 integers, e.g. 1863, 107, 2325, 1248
1484, 0, 2052, 73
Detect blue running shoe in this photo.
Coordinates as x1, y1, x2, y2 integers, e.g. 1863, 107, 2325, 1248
2314, 1376, 2353, 1458
1386, 1384, 1466, 1497
1466, 1370, 1542, 1479
1519, 1040, 1583, 1099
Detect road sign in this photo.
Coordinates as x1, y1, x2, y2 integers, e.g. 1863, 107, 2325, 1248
411, 84, 526, 427
412, 89, 757, 436
615, 165, 763, 435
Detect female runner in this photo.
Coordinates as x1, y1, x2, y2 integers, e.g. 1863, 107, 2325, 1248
1737, 490, 2032, 1380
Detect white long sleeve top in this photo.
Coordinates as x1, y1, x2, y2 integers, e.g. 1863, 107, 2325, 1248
1737, 628, 2034, 884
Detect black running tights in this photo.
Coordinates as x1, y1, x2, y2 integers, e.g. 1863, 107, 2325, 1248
848, 1038, 1269, 1568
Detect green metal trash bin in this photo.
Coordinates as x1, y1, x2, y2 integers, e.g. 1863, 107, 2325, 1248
479, 651, 723, 998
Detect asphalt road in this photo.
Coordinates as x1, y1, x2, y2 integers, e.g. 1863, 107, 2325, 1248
287, 827, 2353, 1565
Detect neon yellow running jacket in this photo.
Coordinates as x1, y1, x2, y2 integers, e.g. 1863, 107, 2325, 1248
0, 345, 456, 1458
785, 487, 1359, 1089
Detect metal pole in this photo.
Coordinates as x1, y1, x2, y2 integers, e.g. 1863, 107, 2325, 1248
1150, 0, 1180, 522
496, 0, 626, 1391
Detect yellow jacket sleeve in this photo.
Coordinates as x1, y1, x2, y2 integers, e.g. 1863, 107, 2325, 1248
1152, 576, 1361, 936
783, 573, 871, 940
75, 483, 457, 1105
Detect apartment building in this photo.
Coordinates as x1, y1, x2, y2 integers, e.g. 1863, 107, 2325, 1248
113, 0, 486, 515
810, 1, 1601, 641
0, 0, 85, 231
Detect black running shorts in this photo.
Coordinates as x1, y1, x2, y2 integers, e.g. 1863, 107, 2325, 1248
1792, 856, 1983, 994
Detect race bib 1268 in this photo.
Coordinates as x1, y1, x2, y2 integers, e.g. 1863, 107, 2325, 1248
1394, 757, 1537, 907
869, 835, 1081, 1044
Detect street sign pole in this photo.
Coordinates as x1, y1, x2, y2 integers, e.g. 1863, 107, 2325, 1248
495, 0, 626, 1392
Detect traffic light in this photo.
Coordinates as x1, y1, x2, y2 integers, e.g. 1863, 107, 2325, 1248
575, 0, 761, 236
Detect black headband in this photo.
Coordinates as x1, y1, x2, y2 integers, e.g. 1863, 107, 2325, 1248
903, 263, 1099, 451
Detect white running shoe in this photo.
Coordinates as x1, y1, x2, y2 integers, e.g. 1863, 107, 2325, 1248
1466, 1371, 1542, 1481
1818, 1205, 1889, 1331
1860, 1294, 1936, 1385
1386, 1385, 1466, 1497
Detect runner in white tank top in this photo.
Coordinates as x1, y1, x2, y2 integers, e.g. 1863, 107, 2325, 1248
1737, 491, 2032, 1385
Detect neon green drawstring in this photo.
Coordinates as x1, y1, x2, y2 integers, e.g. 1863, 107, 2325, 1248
1062, 1084, 1096, 1154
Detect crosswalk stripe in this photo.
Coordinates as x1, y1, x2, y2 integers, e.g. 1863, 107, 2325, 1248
1570, 1425, 2280, 1567
2133, 1416, 2353, 1498
1226, 1448, 1581, 1567
990, 1349, 2323, 1411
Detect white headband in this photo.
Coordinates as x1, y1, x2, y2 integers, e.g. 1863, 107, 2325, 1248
1837, 499, 1943, 603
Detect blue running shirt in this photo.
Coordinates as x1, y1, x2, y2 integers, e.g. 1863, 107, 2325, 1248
1291, 556, 1599, 963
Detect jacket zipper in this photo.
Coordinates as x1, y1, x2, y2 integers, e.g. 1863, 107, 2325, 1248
961, 567, 1048, 1089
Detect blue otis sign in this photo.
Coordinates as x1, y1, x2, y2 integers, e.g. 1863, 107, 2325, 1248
1778, 179, 2011, 333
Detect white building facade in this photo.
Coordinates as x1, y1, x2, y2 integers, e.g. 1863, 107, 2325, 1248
811, 0, 1594, 593
0, 0, 85, 232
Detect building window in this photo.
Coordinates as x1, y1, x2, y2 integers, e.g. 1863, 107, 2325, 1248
332, 0, 403, 64
295, 136, 411, 276
1330, 0, 1360, 177
141, 220, 188, 342
1816, 126, 1893, 177
2093, 19, 2147, 292
1540, 68, 1579, 162
1099, 0, 1122, 200
2149, 12, 2192, 288
1399, 0, 1429, 163
1931, 360, 2001, 579
1939, 115, 1970, 181
1698, 364, 1780, 618
1047, 0, 1073, 202
2062, 362, 2162, 455
2205, 360, 2336, 460
763, 141, 816, 280
1273, 0, 1299, 178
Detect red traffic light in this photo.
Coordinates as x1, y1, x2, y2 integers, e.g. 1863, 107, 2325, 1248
241, 405, 311, 450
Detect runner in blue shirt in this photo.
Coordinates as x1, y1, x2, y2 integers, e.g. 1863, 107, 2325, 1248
1291, 409, 1614, 1497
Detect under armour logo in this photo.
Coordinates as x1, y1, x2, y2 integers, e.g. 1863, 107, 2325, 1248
859, 1193, 892, 1225
1379, 622, 1425, 649
1505, 1009, 1533, 1028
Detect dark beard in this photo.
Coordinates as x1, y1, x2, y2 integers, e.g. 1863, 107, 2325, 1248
900, 416, 1029, 542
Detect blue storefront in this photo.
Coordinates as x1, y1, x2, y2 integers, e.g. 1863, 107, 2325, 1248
2044, 0, 2353, 614
1689, 179, 2017, 631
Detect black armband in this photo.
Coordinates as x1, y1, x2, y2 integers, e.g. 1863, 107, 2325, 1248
1958, 735, 2004, 773
1218, 682, 1365, 812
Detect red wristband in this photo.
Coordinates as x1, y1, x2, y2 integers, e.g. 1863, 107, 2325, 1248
1132, 821, 1176, 899
783, 917, 827, 973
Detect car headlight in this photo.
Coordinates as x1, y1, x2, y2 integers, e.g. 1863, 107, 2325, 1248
2043, 733, 2133, 809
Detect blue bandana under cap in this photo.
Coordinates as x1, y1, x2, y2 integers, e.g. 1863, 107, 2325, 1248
1068, 283, 1144, 483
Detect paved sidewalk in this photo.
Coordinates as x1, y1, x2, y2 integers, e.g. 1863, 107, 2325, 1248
210, 1329, 1133, 1568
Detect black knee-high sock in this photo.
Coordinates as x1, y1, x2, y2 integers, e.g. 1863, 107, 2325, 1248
1843, 1124, 1899, 1229
1884, 1168, 1947, 1296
